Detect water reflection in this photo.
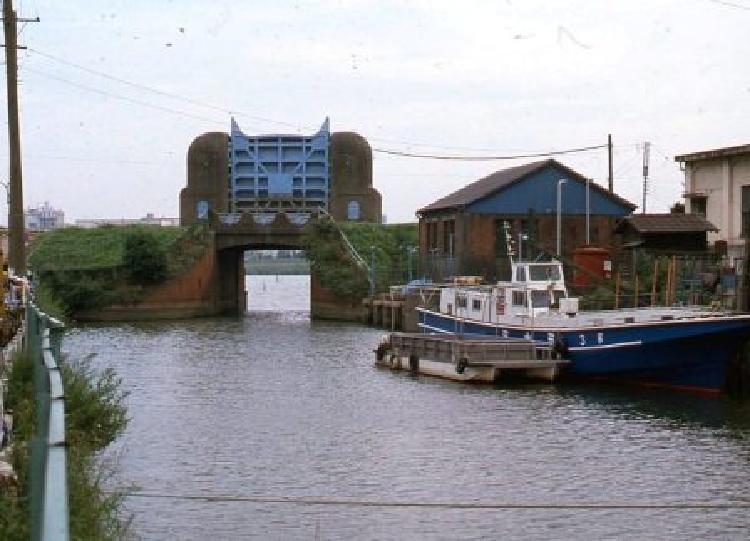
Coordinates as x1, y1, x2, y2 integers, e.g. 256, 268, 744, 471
62, 276, 750, 540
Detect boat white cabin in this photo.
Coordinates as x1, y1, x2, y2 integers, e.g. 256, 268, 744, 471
439, 261, 575, 325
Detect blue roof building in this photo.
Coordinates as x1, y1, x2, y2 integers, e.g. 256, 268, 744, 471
417, 159, 636, 280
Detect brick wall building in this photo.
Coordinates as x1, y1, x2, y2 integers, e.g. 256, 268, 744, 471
417, 159, 636, 281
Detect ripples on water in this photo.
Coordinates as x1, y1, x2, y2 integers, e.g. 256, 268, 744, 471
63, 276, 750, 540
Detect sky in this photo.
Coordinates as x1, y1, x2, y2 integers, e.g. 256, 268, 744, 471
2, 0, 749, 224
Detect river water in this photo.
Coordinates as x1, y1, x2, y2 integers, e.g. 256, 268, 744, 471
63, 275, 750, 540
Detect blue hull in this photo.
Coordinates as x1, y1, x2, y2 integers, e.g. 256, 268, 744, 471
418, 309, 750, 392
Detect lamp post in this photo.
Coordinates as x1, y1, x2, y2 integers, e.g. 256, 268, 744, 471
585, 177, 590, 245
406, 245, 416, 283
518, 231, 528, 261
556, 179, 567, 258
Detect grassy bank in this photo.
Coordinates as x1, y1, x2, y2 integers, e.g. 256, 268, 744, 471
304, 219, 418, 299
29, 225, 208, 319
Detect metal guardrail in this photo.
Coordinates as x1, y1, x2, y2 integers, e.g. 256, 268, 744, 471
26, 302, 68, 541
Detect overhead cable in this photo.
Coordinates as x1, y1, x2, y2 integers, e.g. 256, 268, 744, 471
27, 47, 615, 156
372, 144, 609, 161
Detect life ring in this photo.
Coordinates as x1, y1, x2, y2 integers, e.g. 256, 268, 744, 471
456, 357, 469, 374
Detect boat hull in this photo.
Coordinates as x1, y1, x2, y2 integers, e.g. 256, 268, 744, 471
418, 308, 750, 393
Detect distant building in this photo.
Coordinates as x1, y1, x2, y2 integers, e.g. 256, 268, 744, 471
24, 202, 65, 232
74, 213, 179, 228
417, 159, 636, 281
675, 143, 750, 262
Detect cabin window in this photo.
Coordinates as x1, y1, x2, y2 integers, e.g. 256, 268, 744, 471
551, 290, 564, 308
446, 303, 453, 314
531, 290, 549, 308
529, 265, 561, 281
457, 296, 467, 308
516, 266, 526, 281
512, 291, 526, 306
472, 299, 481, 311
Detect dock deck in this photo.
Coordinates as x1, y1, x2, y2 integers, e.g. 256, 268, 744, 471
378, 332, 569, 382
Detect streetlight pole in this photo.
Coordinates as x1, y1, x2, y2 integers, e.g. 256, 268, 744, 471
556, 179, 567, 258
585, 177, 590, 245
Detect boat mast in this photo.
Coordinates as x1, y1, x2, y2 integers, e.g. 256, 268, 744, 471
503, 220, 515, 267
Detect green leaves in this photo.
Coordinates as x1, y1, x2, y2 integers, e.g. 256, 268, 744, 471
303, 219, 418, 298
123, 229, 168, 285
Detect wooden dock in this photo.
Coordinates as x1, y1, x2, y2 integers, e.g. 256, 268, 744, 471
376, 332, 569, 382
363, 288, 441, 332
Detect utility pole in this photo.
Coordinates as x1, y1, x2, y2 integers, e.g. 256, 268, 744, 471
642, 141, 651, 214
2, 0, 38, 275
607, 134, 613, 193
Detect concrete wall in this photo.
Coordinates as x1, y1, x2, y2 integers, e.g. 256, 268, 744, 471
329, 132, 382, 223
78, 232, 364, 322
180, 132, 230, 225
685, 155, 750, 259
310, 273, 365, 321
77, 235, 225, 321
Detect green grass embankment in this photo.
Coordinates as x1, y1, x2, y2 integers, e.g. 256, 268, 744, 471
304, 220, 418, 299
29, 225, 209, 319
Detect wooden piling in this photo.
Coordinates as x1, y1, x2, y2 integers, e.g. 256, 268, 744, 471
614, 271, 620, 309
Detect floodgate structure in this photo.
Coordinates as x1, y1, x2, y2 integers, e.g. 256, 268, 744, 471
92, 119, 382, 321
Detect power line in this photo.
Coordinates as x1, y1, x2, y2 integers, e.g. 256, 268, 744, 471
23, 49, 649, 165
706, 0, 750, 11
22, 65, 224, 125
27, 47, 313, 131
26, 47, 618, 155
372, 143, 608, 161
119, 491, 750, 510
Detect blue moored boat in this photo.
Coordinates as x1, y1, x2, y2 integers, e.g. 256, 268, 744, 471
417, 259, 750, 393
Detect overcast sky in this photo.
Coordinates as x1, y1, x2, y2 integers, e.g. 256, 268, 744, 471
2, 0, 749, 224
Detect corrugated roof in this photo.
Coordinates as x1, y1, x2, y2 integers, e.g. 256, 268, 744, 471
617, 213, 718, 234
418, 158, 635, 214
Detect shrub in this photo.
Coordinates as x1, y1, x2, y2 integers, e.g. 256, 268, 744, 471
123, 229, 168, 285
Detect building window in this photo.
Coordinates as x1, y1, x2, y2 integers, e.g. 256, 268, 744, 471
743, 187, 750, 238
443, 220, 455, 257
347, 200, 361, 220
690, 196, 707, 218
429, 222, 439, 251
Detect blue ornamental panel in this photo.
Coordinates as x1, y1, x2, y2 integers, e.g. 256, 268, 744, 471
229, 118, 330, 213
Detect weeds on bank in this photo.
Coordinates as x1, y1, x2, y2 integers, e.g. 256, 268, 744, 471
0, 350, 130, 540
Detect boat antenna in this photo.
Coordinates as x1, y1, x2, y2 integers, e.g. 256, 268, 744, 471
504, 220, 515, 266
